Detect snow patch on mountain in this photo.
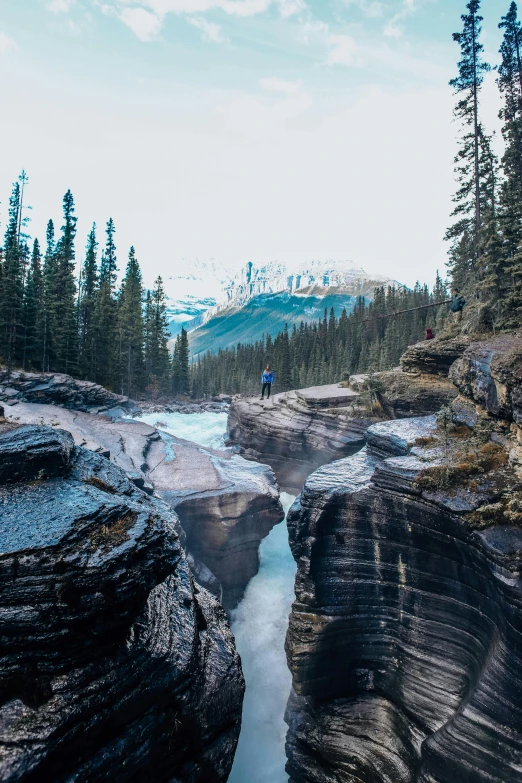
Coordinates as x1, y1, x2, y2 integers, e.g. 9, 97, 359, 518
164, 259, 395, 336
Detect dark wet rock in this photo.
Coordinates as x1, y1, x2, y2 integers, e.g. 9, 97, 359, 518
285, 416, 522, 783
0, 425, 74, 484
227, 386, 375, 491
3, 401, 283, 611
0, 369, 139, 415
400, 336, 471, 376
449, 331, 522, 423
0, 425, 244, 782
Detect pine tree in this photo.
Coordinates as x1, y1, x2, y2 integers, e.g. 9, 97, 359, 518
498, 2, 522, 318
117, 247, 145, 397
176, 327, 190, 395
42, 220, 57, 371
94, 220, 118, 389
78, 224, 99, 379
22, 239, 44, 369
144, 276, 170, 397
446, 0, 491, 290
53, 190, 78, 374
0, 181, 24, 369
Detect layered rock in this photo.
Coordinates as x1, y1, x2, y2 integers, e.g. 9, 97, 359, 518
0, 424, 244, 782
284, 416, 522, 783
0, 368, 138, 415
400, 336, 471, 376
227, 386, 375, 491
227, 377, 457, 491
3, 401, 283, 609
449, 331, 522, 423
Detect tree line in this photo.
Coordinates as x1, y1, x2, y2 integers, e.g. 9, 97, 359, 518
190, 277, 450, 397
447, 0, 522, 325
0, 182, 189, 398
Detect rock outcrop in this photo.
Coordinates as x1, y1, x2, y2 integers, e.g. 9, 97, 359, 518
0, 368, 139, 415
284, 414, 522, 783
227, 377, 457, 491
3, 401, 283, 609
449, 331, 522, 423
0, 424, 244, 782
400, 336, 471, 375
227, 386, 376, 491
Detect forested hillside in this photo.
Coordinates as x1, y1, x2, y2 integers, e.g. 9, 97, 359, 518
0, 185, 188, 397
190, 279, 450, 397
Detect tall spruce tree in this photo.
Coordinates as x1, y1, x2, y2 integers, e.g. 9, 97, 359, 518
498, 2, 522, 317
78, 224, 99, 379
94, 219, 118, 389
144, 276, 170, 397
0, 181, 24, 369
53, 190, 78, 374
42, 220, 57, 372
117, 247, 145, 397
446, 0, 491, 290
22, 238, 43, 369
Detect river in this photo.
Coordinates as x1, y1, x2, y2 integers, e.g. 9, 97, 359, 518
136, 410, 296, 783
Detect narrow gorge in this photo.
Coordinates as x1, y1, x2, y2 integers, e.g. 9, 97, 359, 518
1, 331, 522, 782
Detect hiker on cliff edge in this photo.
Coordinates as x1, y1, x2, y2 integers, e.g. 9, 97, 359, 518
451, 289, 466, 324
261, 365, 274, 400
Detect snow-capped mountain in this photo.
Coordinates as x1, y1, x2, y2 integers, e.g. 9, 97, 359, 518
164, 259, 396, 336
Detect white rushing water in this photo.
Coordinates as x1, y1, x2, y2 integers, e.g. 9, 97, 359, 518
228, 492, 297, 783
137, 410, 297, 782
137, 411, 228, 450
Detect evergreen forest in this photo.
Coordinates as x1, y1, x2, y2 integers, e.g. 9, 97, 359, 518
0, 185, 190, 398
1, 0, 522, 400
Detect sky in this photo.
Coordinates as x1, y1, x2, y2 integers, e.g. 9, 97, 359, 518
0, 0, 514, 289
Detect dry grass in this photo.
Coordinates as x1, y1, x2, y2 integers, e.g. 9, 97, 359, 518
90, 512, 136, 550
85, 476, 117, 495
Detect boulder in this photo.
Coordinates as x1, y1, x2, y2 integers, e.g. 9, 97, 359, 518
146, 434, 284, 610
0, 425, 244, 782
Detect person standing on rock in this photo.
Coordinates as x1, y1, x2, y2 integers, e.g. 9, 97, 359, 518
261, 365, 274, 400
451, 289, 466, 324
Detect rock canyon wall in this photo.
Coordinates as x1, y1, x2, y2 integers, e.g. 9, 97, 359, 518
0, 424, 244, 782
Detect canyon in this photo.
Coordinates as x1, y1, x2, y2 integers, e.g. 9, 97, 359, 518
2, 331, 522, 782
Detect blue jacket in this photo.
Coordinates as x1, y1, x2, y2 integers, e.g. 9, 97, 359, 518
262, 371, 274, 384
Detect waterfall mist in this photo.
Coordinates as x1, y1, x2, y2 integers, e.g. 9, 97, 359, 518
228, 492, 297, 783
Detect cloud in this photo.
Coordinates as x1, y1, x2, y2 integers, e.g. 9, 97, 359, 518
47, 0, 74, 11
0, 32, 18, 55
327, 34, 358, 66
119, 7, 162, 39
383, 0, 417, 38
343, 0, 384, 18
187, 15, 227, 41
260, 77, 303, 94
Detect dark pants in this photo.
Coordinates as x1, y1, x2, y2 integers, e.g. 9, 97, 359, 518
261, 382, 272, 399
